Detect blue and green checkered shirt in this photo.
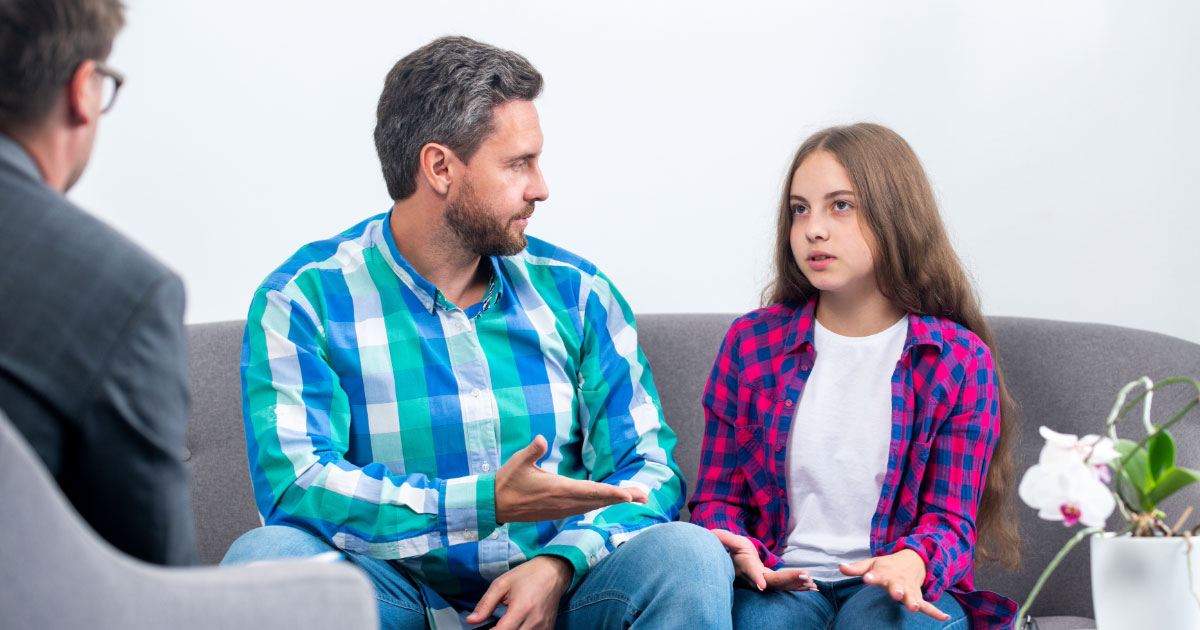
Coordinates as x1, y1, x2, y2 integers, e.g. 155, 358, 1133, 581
241, 211, 684, 623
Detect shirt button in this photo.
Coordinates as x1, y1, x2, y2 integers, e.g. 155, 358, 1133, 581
463, 530, 477, 541
778, 487, 787, 497
481, 462, 491, 472
775, 444, 784, 452
784, 399, 793, 407
456, 322, 465, 332
644, 395, 653, 404
489, 530, 500, 540
800, 364, 810, 372
472, 389, 481, 398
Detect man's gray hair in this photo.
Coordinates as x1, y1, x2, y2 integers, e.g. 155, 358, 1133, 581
374, 36, 544, 201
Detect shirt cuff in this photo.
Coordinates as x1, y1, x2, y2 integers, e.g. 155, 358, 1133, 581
533, 545, 589, 591
532, 525, 610, 591
441, 472, 498, 545
900, 538, 944, 599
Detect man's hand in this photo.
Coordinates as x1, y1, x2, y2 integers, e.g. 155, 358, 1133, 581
465, 555, 573, 630
838, 549, 949, 621
494, 435, 648, 524
711, 528, 815, 592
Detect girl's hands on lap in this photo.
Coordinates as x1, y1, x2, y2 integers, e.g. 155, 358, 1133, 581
711, 528, 817, 592
838, 549, 950, 621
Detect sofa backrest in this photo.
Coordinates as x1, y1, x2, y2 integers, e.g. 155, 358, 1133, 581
187, 315, 1200, 618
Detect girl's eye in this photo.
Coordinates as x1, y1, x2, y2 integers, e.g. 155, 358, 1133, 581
833, 200, 852, 212
791, 204, 808, 215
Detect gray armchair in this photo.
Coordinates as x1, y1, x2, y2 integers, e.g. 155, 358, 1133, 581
0, 409, 378, 630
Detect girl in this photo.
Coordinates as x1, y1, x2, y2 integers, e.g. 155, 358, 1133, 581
689, 123, 1019, 630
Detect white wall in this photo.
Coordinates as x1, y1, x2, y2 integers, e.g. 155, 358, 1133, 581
72, 0, 1200, 345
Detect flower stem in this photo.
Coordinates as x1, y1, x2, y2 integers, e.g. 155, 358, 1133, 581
1017, 527, 1104, 629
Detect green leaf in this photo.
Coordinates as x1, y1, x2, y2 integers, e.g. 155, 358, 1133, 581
1112, 439, 1152, 511
1146, 466, 1200, 507
1148, 429, 1176, 482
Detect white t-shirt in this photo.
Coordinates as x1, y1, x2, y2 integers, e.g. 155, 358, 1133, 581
780, 316, 908, 580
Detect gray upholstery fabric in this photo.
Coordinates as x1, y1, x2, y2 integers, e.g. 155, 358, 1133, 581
187, 320, 258, 564
0, 409, 377, 630
1029, 617, 1096, 630
185, 315, 1200, 625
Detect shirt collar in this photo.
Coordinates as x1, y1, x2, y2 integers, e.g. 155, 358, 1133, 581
0, 133, 46, 184
784, 297, 819, 355
784, 295, 945, 354
905, 311, 946, 351
377, 210, 508, 316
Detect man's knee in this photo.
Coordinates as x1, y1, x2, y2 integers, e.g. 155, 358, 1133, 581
221, 525, 337, 565
631, 521, 733, 580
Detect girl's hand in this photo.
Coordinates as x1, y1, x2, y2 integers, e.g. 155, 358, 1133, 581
838, 549, 950, 621
711, 528, 816, 592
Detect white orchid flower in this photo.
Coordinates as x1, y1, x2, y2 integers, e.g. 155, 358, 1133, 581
1036, 426, 1120, 469
1019, 429, 1118, 528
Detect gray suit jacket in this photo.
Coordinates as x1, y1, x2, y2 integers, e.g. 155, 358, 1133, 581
0, 133, 197, 565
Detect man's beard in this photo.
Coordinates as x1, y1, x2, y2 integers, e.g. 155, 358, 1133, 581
444, 179, 533, 257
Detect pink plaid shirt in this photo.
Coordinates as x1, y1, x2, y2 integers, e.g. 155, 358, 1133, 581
689, 298, 1017, 629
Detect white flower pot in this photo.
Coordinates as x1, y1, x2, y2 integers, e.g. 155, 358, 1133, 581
1090, 532, 1200, 630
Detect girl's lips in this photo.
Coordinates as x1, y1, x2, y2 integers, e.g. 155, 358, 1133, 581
807, 254, 835, 270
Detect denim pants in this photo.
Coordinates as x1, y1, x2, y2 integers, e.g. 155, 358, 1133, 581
222, 521, 734, 629
732, 576, 969, 630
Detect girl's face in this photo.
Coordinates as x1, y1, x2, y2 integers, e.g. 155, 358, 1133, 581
788, 151, 879, 298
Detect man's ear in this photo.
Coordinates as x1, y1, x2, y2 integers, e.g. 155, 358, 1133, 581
418, 142, 458, 196
65, 60, 98, 127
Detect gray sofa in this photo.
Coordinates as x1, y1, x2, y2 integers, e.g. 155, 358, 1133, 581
185, 314, 1200, 629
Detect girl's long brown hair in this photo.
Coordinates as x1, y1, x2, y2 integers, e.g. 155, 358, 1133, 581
765, 123, 1020, 569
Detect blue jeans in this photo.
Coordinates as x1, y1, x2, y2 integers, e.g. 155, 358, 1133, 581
732, 577, 969, 630
222, 521, 733, 629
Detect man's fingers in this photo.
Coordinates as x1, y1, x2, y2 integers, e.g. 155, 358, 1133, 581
515, 435, 549, 467
492, 605, 525, 630
579, 479, 634, 505
466, 581, 507, 624
623, 486, 649, 504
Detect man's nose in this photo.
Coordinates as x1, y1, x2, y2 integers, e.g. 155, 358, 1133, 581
527, 166, 549, 203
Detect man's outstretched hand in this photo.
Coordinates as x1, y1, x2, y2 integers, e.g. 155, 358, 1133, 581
494, 435, 648, 524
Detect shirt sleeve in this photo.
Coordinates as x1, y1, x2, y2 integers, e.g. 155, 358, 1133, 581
880, 342, 1001, 600
530, 271, 685, 589
241, 285, 498, 559
687, 321, 782, 568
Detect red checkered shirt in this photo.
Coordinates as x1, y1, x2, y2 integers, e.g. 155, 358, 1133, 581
689, 298, 1017, 629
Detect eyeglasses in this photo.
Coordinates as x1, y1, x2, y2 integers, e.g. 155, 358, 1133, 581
93, 60, 124, 114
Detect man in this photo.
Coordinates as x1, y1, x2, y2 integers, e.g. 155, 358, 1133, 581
223, 36, 732, 629
0, 0, 197, 565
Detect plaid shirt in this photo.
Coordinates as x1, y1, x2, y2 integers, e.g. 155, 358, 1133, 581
241, 211, 683, 627
688, 298, 1017, 630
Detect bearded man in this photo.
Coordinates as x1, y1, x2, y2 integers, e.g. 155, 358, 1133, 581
222, 36, 732, 630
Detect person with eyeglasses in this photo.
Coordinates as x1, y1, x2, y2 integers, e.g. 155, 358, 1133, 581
0, 0, 198, 566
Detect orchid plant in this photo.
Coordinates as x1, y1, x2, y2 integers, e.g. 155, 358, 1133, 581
1015, 376, 1200, 628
